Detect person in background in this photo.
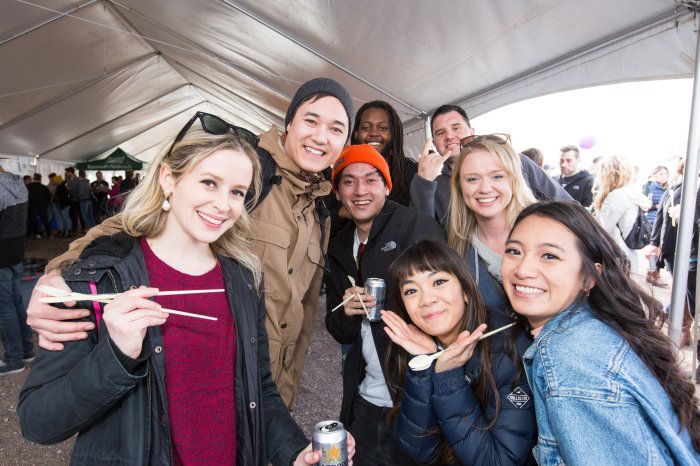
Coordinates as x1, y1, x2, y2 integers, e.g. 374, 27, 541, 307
90, 171, 110, 223
0, 162, 35, 375
17, 117, 355, 466
382, 240, 536, 465
64, 167, 82, 235
556, 145, 594, 207
106, 175, 123, 215
47, 173, 66, 237
593, 155, 651, 273
26, 173, 52, 239
642, 165, 670, 287
521, 147, 544, 168
22, 175, 31, 186
119, 169, 137, 197
502, 201, 699, 465
351, 100, 417, 206
76, 170, 94, 230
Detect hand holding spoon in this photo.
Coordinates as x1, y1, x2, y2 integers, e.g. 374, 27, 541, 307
407, 322, 517, 371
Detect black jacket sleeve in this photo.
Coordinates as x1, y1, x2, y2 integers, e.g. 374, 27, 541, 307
520, 155, 572, 202
18, 316, 147, 444
325, 254, 363, 345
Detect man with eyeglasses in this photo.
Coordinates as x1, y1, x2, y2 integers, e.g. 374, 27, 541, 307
24, 77, 354, 411
410, 105, 571, 226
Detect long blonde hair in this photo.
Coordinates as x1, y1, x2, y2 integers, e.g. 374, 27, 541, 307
593, 155, 632, 211
447, 139, 535, 257
120, 128, 263, 284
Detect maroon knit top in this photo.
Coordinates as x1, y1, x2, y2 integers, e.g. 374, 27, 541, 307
141, 239, 236, 465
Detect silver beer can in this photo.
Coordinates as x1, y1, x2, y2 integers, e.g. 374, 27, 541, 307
312, 420, 348, 466
364, 277, 386, 322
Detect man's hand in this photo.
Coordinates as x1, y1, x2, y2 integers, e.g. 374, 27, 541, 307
381, 310, 437, 355
292, 432, 356, 465
417, 138, 451, 182
27, 270, 94, 351
342, 286, 375, 317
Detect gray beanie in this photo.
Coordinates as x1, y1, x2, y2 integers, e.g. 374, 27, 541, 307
284, 77, 354, 140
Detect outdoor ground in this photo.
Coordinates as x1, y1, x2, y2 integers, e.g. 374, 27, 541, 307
0, 237, 696, 465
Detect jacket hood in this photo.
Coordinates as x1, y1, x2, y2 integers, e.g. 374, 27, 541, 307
0, 172, 28, 210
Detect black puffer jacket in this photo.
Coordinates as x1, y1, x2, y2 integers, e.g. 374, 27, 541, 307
18, 233, 308, 465
394, 308, 537, 465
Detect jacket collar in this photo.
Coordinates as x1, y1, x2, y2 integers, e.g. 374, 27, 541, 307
523, 300, 590, 360
258, 126, 332, 199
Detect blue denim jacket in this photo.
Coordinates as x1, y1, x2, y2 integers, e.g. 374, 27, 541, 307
523, 302, 699, 466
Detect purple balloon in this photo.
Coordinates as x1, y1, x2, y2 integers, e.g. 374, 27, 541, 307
579, 135, 596, 149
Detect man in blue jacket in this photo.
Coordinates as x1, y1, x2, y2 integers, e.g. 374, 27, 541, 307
325, 144, 444, 466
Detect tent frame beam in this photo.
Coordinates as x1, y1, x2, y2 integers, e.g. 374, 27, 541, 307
41, 83, 191, 158
109, 0, 292, 102
0, 0, 97, 47
0, 52, 158, 133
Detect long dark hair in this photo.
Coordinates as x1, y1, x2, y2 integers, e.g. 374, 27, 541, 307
352, 100, 413, 206
511, 201, 700, 452
385, 240, 504, 464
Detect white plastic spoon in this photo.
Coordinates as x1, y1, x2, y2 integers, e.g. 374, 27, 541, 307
407, 322, 517, 371
408, 348, 451, 371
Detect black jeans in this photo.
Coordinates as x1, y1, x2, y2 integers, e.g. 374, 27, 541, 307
347, 395, 418, 466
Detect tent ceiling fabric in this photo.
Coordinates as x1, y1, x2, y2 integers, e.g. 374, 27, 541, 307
1, 0, 697, 164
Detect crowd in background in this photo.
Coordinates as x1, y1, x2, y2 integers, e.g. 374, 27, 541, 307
21, 168, 140, 239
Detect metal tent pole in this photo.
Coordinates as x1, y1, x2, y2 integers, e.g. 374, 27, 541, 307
668, 15, 700, 348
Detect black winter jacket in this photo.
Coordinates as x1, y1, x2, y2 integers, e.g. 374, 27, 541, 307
18, 233, 308, 466
325, 200, 444, 425
394, 308, 537, 465
556, 170, 594, 207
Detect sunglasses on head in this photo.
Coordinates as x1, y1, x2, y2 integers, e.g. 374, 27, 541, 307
460, 133, 511, 148
168, 111, 260, 155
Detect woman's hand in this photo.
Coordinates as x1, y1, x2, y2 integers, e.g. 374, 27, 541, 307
434, 324, 487, 373
381, 310, 438, 355
643, 244, 661, 259
293, 432, 356, 465
342, 286, 375, 317
102, 287, 168, 359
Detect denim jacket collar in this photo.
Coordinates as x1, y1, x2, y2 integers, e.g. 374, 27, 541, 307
523, 299, 589, 361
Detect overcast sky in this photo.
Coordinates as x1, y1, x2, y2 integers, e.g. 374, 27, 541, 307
472, 78, 694, 181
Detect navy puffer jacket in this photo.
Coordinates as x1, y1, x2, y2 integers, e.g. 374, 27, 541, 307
394, 308, 537, 465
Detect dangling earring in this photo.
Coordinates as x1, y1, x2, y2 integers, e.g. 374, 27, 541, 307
162, 192, 171, 212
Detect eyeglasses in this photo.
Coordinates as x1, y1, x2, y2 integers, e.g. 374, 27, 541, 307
168, 111, 260, 154
459, 133, 511, 148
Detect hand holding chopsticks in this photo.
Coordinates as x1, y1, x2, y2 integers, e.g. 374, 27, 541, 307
330, 285, 372, 319
37, 285, 221, 321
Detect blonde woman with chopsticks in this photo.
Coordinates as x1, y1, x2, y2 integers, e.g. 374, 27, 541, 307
18, 113, 354, 466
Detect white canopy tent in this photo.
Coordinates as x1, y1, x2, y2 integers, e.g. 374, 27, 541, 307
2, 0, 698, 162
2, 0, 700, 348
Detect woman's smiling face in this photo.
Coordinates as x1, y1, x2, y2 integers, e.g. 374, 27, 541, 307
400, 269, 468, 346
501, 215, 588, 329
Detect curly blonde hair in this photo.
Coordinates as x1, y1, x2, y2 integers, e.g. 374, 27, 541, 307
120, 128, 262, 285
593, 155, 632, 211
